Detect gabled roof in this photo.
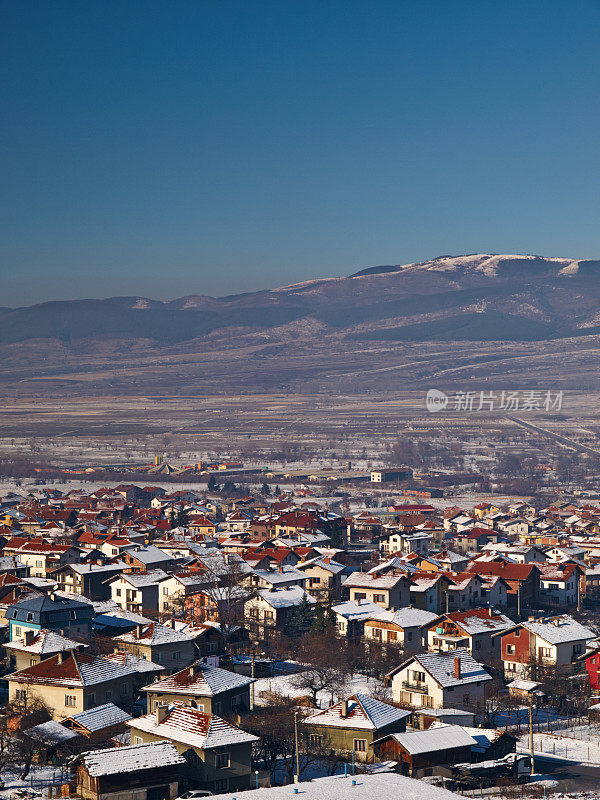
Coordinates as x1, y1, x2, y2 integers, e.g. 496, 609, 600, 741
5, 629, 84, 655
115, 622, 196, 646
522, 615, 594, 645
79, 741, 185, 777
304, 693, 410, 730
389, 649, 492, 688
7, 650, 139, 687
127, 702, 258, 750
143, 662, 253, 697
62, 702, 132, 732
377, 724, 476, 755
367, 607, 438, 629
441, 608, 514, 636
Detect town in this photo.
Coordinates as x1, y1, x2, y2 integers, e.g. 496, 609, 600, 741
0, 472, 599, 800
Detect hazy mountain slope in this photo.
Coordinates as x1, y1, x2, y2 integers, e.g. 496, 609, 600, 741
3, 254, 600, 396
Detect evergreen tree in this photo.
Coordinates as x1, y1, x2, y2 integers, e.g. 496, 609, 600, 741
208, 474, 218, 492
310, 602, 326, 635
275, 484, 281, 496
261, 482, 271, 496
284, 596, 315, 639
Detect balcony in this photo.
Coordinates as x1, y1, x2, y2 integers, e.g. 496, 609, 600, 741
402, 680, 429, 693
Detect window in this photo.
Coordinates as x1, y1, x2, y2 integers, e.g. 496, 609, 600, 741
87, 693, 95, 705
116, 588, 121, 597
173, 651, 181, 660
120, 683, 129, 695
105, 690, 113, 701
14, 626, 21, 637
213, 702, 222, 714
135, 736, 143, 745
214, 780, 229, 792
264, 611, 274, 620
354, 593, 366, 601
475, 640, 481, 649
373, 593, 385, 603
388, 631, 397, 641
216, 752, 230, 769
162, 586, 169, 595
36, 560, 43, 568
506, 644, 515, 655
406, 631, 412, 641
372, 628, 382, 639
15, 689, 27, 701
65, 695, 77, 707
411, 670, 425, 683
309, 734, 323, 748
354, 739, 366, 752
26, 613, 34, 622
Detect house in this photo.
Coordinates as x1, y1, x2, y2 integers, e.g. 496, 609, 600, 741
22, 720, 82, 764
60, 702, 132, 744
52, 562, 125, 601
3, 539, 80, 577
363, 608, 438, 654
499, 614, 594, 679
128, 702, 258, 793
7, 593, 94, 639
453, 528, 503, 554
380, 531, 430, 557
425, 608, 514, 662
244, 587, 317, 640
157, 572, 211, 614
295, 557, 345, 602
409, 572, 454, 614
113, 622, 197, 673
108, 570, 167, 613
303, 693, 411, 762
464, 563, 541, 610
184, 585, 249, 627
373, 724, 477, 777
387, 649, 492, 711
331, 599, 384, 641
446, 573, 487, 611
76, 741, 185, 800
343, 572, 412, 610
7, 650, 139, 719
5, 629, 86, 671
121, 546, 177, 573
537, 563, 583, 608
143, 661, 253, 716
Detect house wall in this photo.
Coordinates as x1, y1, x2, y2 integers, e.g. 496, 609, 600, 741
130, 729, 253, 792
9, 676, 134, 720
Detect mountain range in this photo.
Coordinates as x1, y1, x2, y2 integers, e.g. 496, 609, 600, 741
3, 254, 600, 396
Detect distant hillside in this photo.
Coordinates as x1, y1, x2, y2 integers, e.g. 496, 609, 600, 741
3, 254, 600, 396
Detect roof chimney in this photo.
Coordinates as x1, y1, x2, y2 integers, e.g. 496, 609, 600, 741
341, 699, 349, 718
155, 704, 169, 725
57, 651, 66, 665
454, 656, 461, 679
136, 624, 144, 638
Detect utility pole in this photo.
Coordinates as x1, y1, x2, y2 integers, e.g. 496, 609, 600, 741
294, 711, 300, 783
518, 584, 521, 619
251, 646, 256, 710
529, 697, 535, 776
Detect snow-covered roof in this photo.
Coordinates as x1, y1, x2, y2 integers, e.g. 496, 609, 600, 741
343, 572, 409, 589
368, 607, 438, 629
506, 679, 541, 691
304, 693, 410, 731
63, 702, 132, 732
256, 586, 317, 609
377, 724, 476, 755
143, 661, 253, 697
79, 741, 185, 777
6, 629, 84, 655
522, 615, 595, 645
391, 649, 492, 688
128, 702, 258, 750
115, 622, 196, 646
206, 772, 461, 800
7, 650, 139, 688
110, 569, 168, 588
24, 719, 79, 744
105, 650, 165, 673
331, 599, 383, 621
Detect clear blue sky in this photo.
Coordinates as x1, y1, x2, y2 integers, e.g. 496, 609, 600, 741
2, 1, 600, 306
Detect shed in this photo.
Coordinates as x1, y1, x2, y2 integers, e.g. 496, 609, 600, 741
373, 724, 476, 777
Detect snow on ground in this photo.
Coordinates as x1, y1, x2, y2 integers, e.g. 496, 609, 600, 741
518, 728, 600, 765
253, 662, 386, 708
0, 766, 70, 800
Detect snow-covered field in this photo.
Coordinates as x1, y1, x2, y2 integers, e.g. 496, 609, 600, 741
518, 726, 600, 765
252, 663, 386, 709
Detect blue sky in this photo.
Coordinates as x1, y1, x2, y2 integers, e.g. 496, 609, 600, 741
2, 1, 600, 305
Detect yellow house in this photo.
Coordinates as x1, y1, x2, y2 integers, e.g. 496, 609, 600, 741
7, 650, 138, 719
